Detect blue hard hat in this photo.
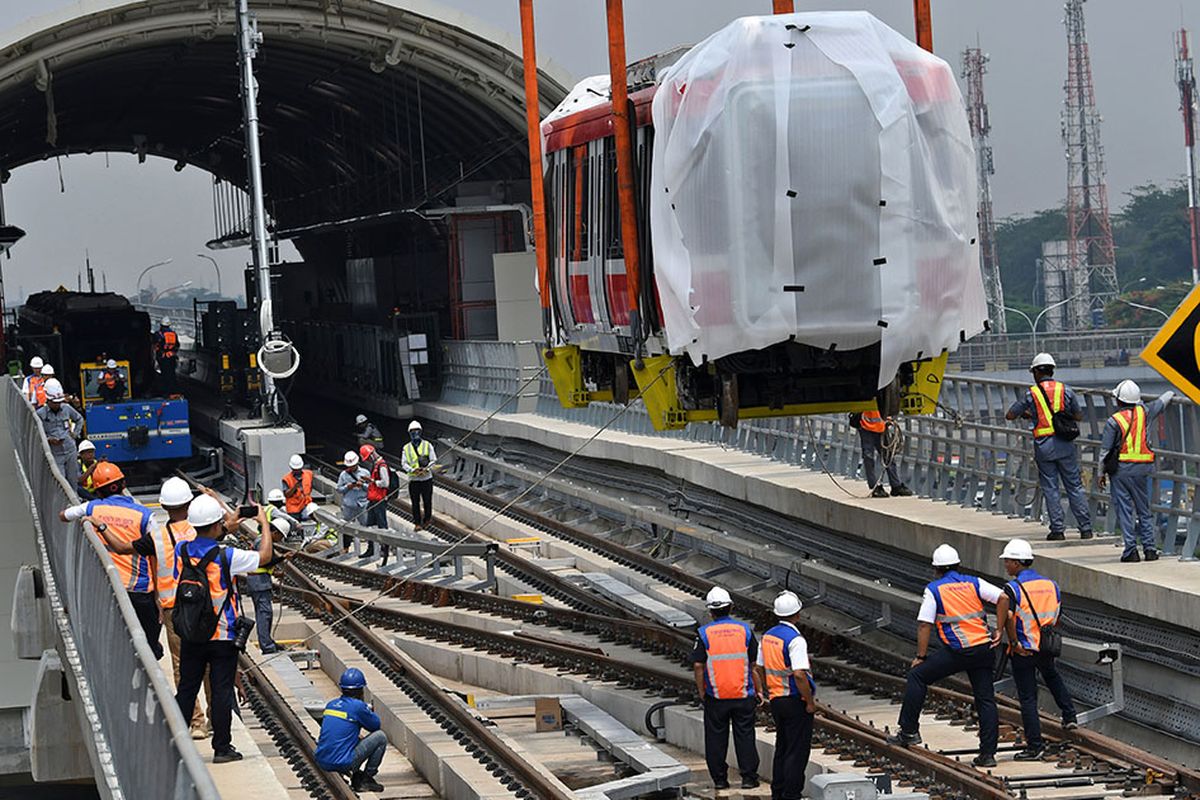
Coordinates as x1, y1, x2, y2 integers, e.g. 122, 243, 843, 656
339, 668, 366, 690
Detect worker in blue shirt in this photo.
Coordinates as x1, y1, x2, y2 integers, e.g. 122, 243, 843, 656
315, 668, 387, 792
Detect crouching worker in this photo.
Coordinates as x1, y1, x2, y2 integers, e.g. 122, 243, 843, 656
316, 669, 387, 792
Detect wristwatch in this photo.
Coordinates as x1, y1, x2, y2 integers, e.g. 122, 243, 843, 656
95, 523, 108, 533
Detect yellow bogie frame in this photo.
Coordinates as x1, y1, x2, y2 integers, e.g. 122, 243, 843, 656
79, 360, 133, 410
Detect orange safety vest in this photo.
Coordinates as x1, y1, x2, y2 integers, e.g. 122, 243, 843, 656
283, 469, 314, 514
101, 370, 118, 389
928, 572, 990, 649
177, 540, 239, 641
1007, 572, 1060, 652
154, 520, 196, 609
88, 497, 154, 593
159, 329, 179, 358
1113, 406, 1154, 463
1030, 381, 1065, 438
760, 624, 817, 700
697, 619, 753, 699
860, 410, 886, 434
27, 375, 46, 406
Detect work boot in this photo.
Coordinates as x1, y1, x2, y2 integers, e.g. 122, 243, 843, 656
712, 779, 731, 790
972, 753, 997, 768
1120, 551, 1141, 563
1062, 716, 1079, 730
413, 522, 424, 531
212, 748, 243, 764
870, 485, 889, 498
1079, 529, 1094, 540
891, 484, 914, 497
1046, 531, 1065, 541
740, 775, 760, 789
885, 730, 922, 747
1013, 746, 1045, 761
351, 771, 384, 792
191, 721, 210, 740
1144, 549, 1159, 562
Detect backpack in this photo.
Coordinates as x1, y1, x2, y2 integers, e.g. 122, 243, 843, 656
174, 544, 232, 644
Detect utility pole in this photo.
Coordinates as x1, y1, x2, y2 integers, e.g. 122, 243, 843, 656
235, 0, 275, 401
1062, 0, 1118, 328
962, 46, 1006, 333
1177, 28, 1200, 286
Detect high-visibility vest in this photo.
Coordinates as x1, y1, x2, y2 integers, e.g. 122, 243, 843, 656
1113, 406, 1154, 463
176, 540, 239, 641
79, 460, 95, 493
101, 370, 118, 389
403, 440, 434, 479
154, 520, 196, 608
697, 619, 753, 699
88, 497, 154, 593
283, 469, 313, 514
761, 623, 816, 700
928, 572, 990, 649
159, 329, 179, 357
860, 410, 886, 434
367, 458, 389, 503
27, 375, 46, 406
1007, 571, 1060, 652
1030, 381, 1065, 438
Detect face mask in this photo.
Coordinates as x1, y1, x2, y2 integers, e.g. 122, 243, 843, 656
410, 432, 421, 442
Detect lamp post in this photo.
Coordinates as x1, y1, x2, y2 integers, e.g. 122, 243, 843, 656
1115, 298, 1168, 320
1119, 276, 1147, 294
151, 280, 193, 304
135, 258, 173, 303
196, 253, 222, 297
1029, 291, 1087, 351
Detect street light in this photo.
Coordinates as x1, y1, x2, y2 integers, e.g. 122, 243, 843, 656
1002, 305, 1035, 335
1115, 297, 1168, 321
196, 253, 222, 297
1029, 290, 1089, 351
1118, 276, 1147, 294
135, 258, 174, 301
151, 280, 193, 303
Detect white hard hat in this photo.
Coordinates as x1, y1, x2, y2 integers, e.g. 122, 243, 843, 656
303, 501, 319, 517
1030, 352, 1056, 370
289, 454, 304, 470
1113, 379, 1141, 405
773, 590, 802, 617
1000, 538, 1034, 561
271, 517, 290, 538
159, 476, 194, 508
78, 439, 95, 452
43, 378, 64, 400
705, 586, 732, 609
355, 414, 368, 425
267, 488, 285, 503
408, 420, 422, 432
187, 494, 225, 527
344, 450, 360, 467
106, 359, 117, 369
29, 356, 43, 369
40, 364, 54, 376
932, 544, 961, 567
161, 317, 171, 326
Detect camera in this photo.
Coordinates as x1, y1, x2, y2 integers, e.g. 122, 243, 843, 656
238, 505, 258, 518
232, 615, 256, 652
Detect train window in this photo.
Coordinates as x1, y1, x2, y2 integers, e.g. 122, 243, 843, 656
603, 138, 623, 260
567, 145, 589, 261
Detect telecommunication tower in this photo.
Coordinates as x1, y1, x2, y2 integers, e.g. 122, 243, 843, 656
1177, 28, 1200, 286
1060, 0, 1118, 329
961, 46, 1007, 333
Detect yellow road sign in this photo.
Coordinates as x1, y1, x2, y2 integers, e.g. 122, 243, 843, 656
1141, 284, 1200, 404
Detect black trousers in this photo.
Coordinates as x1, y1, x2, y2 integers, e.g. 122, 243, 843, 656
898, 643, 998, 755
409, 479, 433, 525
129, 590, 163, 661
703, 696, 759, 783
1011, 650, 1077, 749
177, 639, 239, 753
769, 695, 813, 800
158, 356, 177, 394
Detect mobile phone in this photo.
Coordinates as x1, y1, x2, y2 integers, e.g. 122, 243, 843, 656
237, 505, 258, 518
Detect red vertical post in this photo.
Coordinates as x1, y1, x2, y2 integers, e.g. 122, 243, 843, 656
518, 0, 553, 338
605, 0, 643, 338
913, 0, 933, 52
772, 0, 795, 13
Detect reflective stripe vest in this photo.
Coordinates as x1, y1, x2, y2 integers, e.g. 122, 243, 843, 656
89, 497, 154, 593
1113, 406, 1154, 463
928, 572, 990, 649
176, 540, 239, 641
367, 458, 389, 503
154, 520, 196, 608
860, 410, 886, 434
697, 619, 753, 699
27, 375, 46, 407
761, 623, 816, 700
283, 469, 313, 514
101, 370, 118, 389
1030, 381, 1065, 438
403, 440, 434, 479
159, 329, 179, 358
1006, 570, 1060, 652
79, 460, 95, 493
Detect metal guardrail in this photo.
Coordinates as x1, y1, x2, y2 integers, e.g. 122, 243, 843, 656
439, 341, 1200, 561
950, 328, 1158, 372
136, 303, 197, 338
6, 378, 219, 799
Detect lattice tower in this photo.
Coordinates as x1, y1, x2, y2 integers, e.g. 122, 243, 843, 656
1177, 28, 1200, 285
961, 46, 1006, 333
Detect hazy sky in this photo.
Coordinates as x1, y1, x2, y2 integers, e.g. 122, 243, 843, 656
0, 0, 1194, 298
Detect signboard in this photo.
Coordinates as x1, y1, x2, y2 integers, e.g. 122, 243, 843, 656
1141, 284, 1200, 403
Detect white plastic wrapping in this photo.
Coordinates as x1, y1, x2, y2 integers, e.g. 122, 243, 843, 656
649, 12, 987, 388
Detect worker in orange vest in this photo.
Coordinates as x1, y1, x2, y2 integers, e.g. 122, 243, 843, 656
59, 462, 164, 660
851, 406, 912, 498
995, 538, 1077, 761
888, 544, 1002, 767
21, 356, 44, 403
1099, 380, 1174, 562
691, 586, 761, 791
754, 591, 815, 800
97, 358, 127, 403
28, 363, 55, 407
282, 454, 315, 517
1006, 353, 1092, 541
155, 317, 180, 395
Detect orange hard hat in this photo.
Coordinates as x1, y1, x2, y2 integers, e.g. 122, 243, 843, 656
358, 444, 376, 460
91, 462, 125, 489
